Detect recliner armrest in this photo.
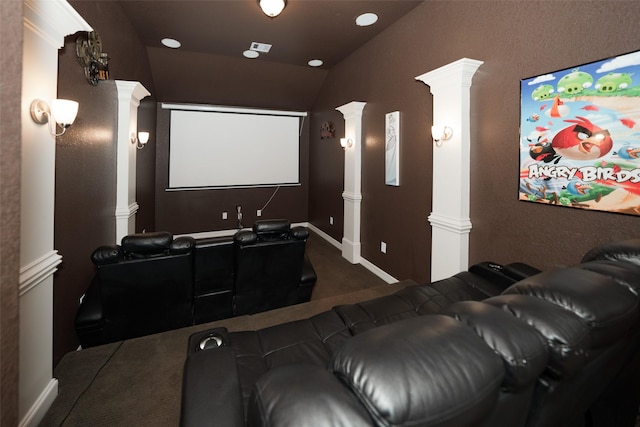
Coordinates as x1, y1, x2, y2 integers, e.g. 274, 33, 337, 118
170, 236, 196, 254
291, 226, 309, 240
75, 277, 105, 348
75, 277, 103, 324
300, 255, 316, 286
181, 345, 244, 427
503, 262, 542, 281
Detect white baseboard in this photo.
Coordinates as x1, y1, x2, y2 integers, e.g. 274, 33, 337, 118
359, 257, 398, 284
306, 223, 341, 250
19, 378, 58, 427
181, 222, 399, 285
306, 223, 398, 284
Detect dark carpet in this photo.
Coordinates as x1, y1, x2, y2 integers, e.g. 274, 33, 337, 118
40, 232, 409, 426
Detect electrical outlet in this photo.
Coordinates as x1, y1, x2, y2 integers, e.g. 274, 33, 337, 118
257, 210, 262, 217
222, 212, 228, 220
381, 241, 387, 253
330, 216, 334, 225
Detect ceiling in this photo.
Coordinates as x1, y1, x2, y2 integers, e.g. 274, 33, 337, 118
119, 1, 423, 68
116, 0, 424, 108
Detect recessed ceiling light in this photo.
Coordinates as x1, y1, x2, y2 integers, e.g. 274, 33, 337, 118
161, 38, 181, 49
355, 13, 378, 27
308, 59, 323, 67
243, 50, 260, 59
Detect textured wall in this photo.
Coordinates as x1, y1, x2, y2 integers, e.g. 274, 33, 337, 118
309, 0, 640, 282
0, 1, 22, 423
54, 0, 157, 364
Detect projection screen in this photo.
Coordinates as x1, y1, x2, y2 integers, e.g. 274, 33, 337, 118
166, 105, 304, 189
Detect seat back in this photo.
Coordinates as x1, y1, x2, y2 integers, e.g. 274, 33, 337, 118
232, 220, 308, 315
93, 231, 195, 342
487, 265, 640, 427
248, 314, 545, 427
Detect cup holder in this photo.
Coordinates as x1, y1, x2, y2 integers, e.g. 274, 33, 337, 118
199, 334, 224, 351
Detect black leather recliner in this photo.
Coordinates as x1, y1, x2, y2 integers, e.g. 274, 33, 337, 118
76, 222, 318, 348
232, 219, 316, 315
180, 239, 640, 427
75, 232, 196, 348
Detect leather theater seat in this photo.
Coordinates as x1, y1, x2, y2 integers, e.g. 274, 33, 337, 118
75, 231, 196, 347
76, 221, 318, 348
180, 239, 640, 427
232, 219, 316, 315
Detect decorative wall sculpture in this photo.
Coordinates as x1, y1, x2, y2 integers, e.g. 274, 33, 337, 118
76, 31, 109, 86
385, 111, 400, 186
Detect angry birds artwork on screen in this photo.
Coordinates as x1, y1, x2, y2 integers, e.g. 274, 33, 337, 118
520, 50, 640, 216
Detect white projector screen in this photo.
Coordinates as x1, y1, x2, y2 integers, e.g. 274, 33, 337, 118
168, 108, 301, 189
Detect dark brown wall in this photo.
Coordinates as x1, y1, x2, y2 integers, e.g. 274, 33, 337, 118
308, 111, 345, 242
54, 0, 156, 365
309, 0, 640, 283
154, 107, 309, 234
148, 47, 328, 111
0, 1, 22, 423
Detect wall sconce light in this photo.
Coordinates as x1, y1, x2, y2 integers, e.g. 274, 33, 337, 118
30, 99, 79, 136
431, 125, 453, 147
258, 0, 286, 17
340, 138, 353, 150
131, 131, 150, 149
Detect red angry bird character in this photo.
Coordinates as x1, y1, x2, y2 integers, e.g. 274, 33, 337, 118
551, 116, 613, 161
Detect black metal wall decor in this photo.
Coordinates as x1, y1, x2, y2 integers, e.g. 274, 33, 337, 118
76, 31, 109, 86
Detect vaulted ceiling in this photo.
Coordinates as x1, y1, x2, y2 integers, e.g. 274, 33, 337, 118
118, 0, 423, 110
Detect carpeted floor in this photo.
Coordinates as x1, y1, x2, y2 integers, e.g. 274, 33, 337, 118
40, 232, 409, 426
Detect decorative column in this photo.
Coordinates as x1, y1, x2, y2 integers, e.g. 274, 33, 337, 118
416, 58, 483, 281
115, 81, 150, 243
336, 101, 366, 263
20, 1, 91, 425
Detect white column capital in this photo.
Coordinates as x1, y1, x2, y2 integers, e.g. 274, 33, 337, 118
415, 58, 484, 94
23, 0, 92, 49
116, 80, 151, 107
336, 101, 366, 120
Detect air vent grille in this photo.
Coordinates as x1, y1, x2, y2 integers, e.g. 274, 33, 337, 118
250, 42, 272, 53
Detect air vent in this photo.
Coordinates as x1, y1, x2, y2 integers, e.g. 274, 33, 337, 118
250, 42, 272, 53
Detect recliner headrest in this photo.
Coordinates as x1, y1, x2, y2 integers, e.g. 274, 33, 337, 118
253, 219, 290, 241
441, 300, 549, 392
330, 315, 503, 427
121, 231, 173, 256
582, 239, 640, 267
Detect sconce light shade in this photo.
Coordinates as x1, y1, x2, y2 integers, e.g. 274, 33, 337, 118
50, 99, 79, 127
132, 131, 150, 149
259, 0, 286, 17
30, 99, 79, 136
431, 125, 453, 146
138, 131, 150, 145
340, 138, 353, 150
